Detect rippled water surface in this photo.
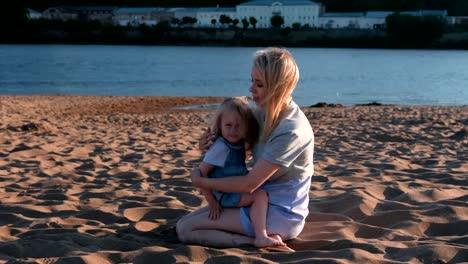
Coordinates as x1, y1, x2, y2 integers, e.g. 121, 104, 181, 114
1, 44, 467, 106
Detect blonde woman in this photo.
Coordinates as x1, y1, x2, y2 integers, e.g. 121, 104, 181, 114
177, 47, 314, 249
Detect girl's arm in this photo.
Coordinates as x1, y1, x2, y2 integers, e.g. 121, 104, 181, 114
191, 159, 280, 194
198, 162, 219, 206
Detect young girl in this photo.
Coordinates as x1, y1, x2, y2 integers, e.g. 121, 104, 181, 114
196, 96, 284, 248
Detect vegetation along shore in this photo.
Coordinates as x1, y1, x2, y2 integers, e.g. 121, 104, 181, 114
2, 0, 468, 49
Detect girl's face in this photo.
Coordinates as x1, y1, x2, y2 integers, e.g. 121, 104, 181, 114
220, 109, 247, 144
250, 67, 268, 107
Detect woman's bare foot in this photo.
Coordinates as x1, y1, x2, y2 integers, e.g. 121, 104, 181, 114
268, 234, 294, 252
254, 235, 285, 248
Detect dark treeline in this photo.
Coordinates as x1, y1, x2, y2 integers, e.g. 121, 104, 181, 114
23, 0, 468, 16
2, 14, 467, 50
3, 1, 467, 49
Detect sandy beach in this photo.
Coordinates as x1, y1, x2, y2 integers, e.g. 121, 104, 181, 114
0, 95, 466, 263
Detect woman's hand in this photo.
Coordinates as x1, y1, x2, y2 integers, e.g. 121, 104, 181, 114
208, 201, 222, 220
199, 127, 216, 151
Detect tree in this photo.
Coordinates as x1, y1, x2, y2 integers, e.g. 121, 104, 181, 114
386, 13, 446, 46
249, 16, 257, 29
181, 16, 197, 27
232, 18, 239, 28
241, 18, 249, 29
271, 15, 284, 28
420, 15, 446, 41
171, 18, 180, 26
211, 18, 216, 27
292, 22, 301, 30
0, 2, 27, 29
219, 14, 232, 27
155, 20, 170, 29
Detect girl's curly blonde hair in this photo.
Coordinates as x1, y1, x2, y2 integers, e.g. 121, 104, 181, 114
211, 96, 259, 147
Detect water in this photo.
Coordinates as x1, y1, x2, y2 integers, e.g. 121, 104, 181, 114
1, 44, 467, 106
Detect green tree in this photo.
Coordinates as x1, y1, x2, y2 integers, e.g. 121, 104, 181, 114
171, 17, 180, 26
155, 20, 170, 29
419, 15, 446, 42
241, 17, 249, 29
386, 13, 446, 46
270, 15, 284, 28
0, 2, 27, 28
181, 16, 197, 27
249, 16, 257, 29
211, 18, 216, 27
219, 14, 232, 27
292, 22, 301, 30
0, 2, 28, 42
232, 18, 239, 28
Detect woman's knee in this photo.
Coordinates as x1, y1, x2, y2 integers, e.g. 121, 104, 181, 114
176, 217, 190, 242
176, 207, 208, 242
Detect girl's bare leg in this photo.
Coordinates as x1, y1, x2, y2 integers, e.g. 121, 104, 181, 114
237, 190, 285, 248
177, 206, 254, 247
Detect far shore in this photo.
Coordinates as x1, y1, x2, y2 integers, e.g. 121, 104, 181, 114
3, 25, 468, 49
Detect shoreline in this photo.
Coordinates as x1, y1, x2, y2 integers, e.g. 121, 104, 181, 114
3, 25, 468, 50
0, 95, 467, 263
1, 95, 466, 109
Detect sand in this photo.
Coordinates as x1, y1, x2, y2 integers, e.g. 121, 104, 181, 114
0, 95, 466, 264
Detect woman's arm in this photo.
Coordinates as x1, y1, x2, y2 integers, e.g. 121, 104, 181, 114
198, 127, 217, 151
191, 159, 280, 194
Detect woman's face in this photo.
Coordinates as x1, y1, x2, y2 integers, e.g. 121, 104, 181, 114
250, 67, 267, 107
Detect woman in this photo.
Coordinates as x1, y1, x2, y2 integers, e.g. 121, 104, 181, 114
176, 47, 314, 248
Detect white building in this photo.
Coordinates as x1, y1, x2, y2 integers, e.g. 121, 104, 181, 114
169, 8, 198, 21
319, 12, 364, 29
320, 10, 449, 30
42, 6, 116, 22
237, 0, 321, 28
359, 11, 394, 29
114, 7, 168, 26
196, 7, 237, 27
401, 10, 448, 17
447, 16, 468, 26
27, 8, 42, 20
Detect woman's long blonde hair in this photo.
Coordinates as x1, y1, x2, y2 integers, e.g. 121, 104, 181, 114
253, 47, 299, 141
211, 96, 259, 147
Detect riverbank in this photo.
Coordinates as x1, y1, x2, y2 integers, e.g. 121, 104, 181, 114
1, 95, 467, 263
2, 21, 468, 49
